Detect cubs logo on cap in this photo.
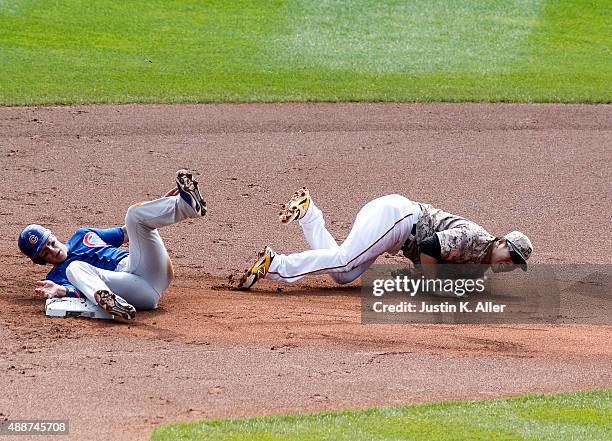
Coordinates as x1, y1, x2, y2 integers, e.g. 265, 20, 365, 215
18, 224, 52, 265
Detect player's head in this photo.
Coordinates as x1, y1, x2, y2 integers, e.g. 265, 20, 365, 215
18, 224, 68, 265
490, 231, 533, 273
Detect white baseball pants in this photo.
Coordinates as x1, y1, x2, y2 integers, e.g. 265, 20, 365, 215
267, 194, 421, 284
66, 196, 198, 310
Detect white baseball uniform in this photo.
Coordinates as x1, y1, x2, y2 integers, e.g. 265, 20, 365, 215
266, 194, 421, 284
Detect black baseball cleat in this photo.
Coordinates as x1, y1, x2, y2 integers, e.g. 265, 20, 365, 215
94, 290, 136, 321
176, 169, 207, 216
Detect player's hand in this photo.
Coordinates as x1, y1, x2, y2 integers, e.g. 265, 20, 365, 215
164, 187, 179, 197
35, 280, 66, 299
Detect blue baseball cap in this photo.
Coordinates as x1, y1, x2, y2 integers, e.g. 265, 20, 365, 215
18, 224, 52, 265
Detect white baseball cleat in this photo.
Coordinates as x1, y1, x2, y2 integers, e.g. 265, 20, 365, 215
279, 187, 310, 224
176, 169, 207, 216
239, 246, 275, 290
94, 290, 136, 321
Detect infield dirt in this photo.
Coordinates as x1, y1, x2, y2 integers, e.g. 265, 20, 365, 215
1, 103, 610, 440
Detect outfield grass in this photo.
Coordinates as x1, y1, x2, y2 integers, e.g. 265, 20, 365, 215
151, 390, 612, 441
0, 0, 610, 105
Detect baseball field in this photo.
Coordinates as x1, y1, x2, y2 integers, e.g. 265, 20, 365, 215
0, 1, 611, 441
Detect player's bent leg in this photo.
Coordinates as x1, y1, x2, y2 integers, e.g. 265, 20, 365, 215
98, 269, 161, 310
124, 170, 205, 230
123, 170, 203, 295
66, 261, 112, 305
122, 223, 173, 295
66, 261, 137, 320
298, 197, 339, 251
279, 187, 338, 250
330, 260, 374, 285
266, 247, 352, 283
330, 272, 358, 285
239, 245, 351, 288
239, 242, 369, 288
67, 261, 160, 309
124, 197, 195, 232
267, 196, 411, 283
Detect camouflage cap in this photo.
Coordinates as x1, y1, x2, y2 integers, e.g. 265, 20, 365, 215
503, 231, 533, 271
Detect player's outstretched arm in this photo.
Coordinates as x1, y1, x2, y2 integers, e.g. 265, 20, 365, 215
35, 280, 67, 299
35, 280, 81, 299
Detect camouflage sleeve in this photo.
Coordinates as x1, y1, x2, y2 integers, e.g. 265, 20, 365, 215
436, 226, 493, 263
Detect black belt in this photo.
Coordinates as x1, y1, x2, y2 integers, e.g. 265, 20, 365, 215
401, 223, 418, 254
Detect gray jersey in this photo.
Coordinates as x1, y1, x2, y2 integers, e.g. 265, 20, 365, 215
402, 203, 496, 264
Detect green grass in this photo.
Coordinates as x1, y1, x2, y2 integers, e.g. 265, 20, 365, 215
151, 390, 612, 441
0, 0, 610, 105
